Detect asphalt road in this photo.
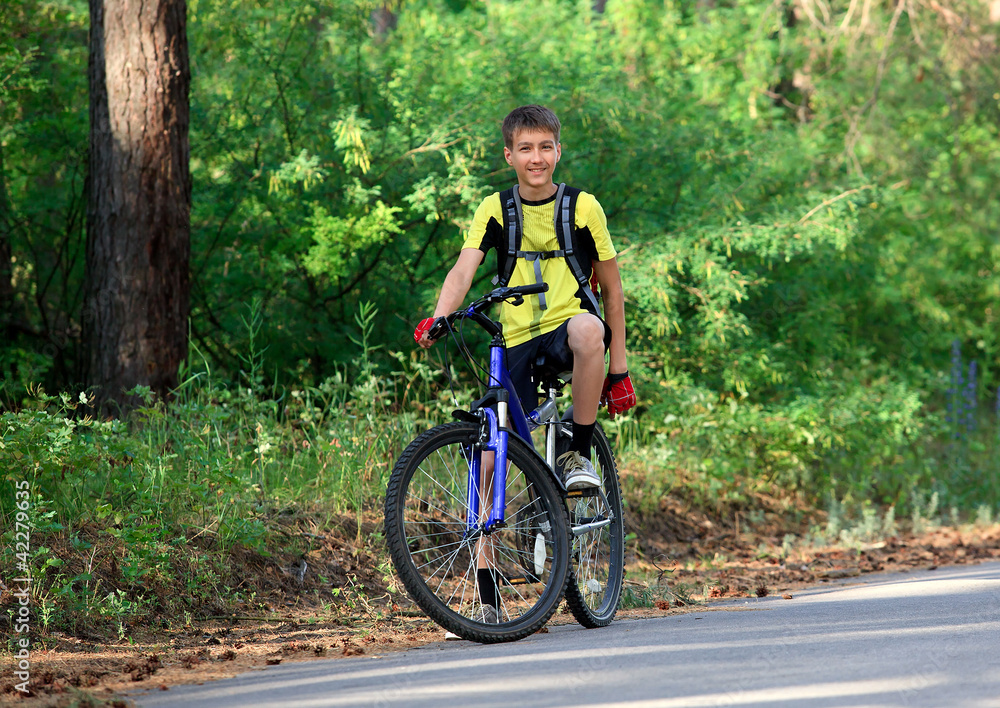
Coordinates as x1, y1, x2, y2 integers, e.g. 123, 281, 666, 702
134, 562, 1000, 708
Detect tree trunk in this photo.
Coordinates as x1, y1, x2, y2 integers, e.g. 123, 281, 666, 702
85, 0, 190, 414
372, 4, 397, 36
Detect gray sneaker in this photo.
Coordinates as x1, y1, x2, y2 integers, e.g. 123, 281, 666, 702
478, 604, 499, 624
557, 451, 601, 490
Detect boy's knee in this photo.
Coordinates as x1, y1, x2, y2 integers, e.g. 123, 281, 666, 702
567, 314, 605, 352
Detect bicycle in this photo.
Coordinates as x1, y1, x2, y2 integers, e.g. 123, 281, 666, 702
384, 283, 625, 643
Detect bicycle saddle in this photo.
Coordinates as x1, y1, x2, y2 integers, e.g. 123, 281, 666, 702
532, 352, 572, 385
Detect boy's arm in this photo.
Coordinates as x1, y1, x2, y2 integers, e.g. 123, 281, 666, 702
593, 257, 628, 374
416, 248, 484, 348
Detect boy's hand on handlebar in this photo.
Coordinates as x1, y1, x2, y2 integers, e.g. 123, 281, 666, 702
601, 371, 636, 419
415, 316, 452, 348
414, 317, 440, 348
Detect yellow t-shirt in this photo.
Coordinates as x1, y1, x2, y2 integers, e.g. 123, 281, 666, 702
463, 189, 617, 347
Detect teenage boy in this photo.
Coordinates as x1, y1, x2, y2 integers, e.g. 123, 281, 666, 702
414, 104, 635, 490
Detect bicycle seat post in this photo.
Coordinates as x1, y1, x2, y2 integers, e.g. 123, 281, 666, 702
535, 384, 560, 470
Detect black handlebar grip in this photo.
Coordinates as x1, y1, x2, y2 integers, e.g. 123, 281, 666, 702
515, 283, 549, 295
426, 316, 449, 340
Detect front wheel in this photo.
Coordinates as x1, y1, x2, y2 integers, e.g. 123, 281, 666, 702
384, 422, 569, 643
558, 421, 625, 627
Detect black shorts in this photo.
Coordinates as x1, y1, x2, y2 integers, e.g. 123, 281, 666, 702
506, 316, 611, 413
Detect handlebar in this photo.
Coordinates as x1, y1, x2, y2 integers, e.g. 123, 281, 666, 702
426, 283, 549, 341
506, 282, 548, 296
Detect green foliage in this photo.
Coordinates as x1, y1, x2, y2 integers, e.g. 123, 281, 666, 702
304, 201, 403, 279
3, 0, 1000, 541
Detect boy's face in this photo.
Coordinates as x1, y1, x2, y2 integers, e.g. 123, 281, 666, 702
504, 129, 561, 198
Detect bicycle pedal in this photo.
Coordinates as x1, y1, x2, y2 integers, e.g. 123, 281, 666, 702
566, 487, 600, 498
534, 531, 546, 577
504, 574, 539, 585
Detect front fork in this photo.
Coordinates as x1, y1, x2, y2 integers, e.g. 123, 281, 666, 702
465, 400, 509, 537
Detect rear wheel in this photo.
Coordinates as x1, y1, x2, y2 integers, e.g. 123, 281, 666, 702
384, 422, 569, 643
558, 421, 625, 627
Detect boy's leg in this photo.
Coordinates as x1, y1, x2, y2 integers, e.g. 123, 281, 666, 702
556, 313, 609, 490
508, 315, 607, 488
566, 313, 608, 456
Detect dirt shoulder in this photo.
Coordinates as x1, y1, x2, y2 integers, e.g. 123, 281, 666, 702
4, 523, 1000, 707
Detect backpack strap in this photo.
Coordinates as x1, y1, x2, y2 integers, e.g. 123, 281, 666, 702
553, 184, 600, 314
494, 186, 523, 289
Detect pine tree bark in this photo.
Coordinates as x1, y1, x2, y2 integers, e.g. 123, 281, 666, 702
85, 0, 190, 413
372, 4, 397, 36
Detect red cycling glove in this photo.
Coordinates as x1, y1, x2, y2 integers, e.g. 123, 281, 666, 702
601, 371, 636, 420
414, 317, 437, 344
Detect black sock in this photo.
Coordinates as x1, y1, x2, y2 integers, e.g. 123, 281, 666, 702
477, 568, 500, 608
571, 421, 595, 460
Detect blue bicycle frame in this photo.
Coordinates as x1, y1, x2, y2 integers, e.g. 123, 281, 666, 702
458, 305, 561, 542
464, 333, 535, 536
429, 284, 551, 539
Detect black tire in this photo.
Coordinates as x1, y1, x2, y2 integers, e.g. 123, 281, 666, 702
384, 422, 569, 643
558, 421, 625, 627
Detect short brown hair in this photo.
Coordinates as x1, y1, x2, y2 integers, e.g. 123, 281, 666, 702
501, 105, 561, 149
